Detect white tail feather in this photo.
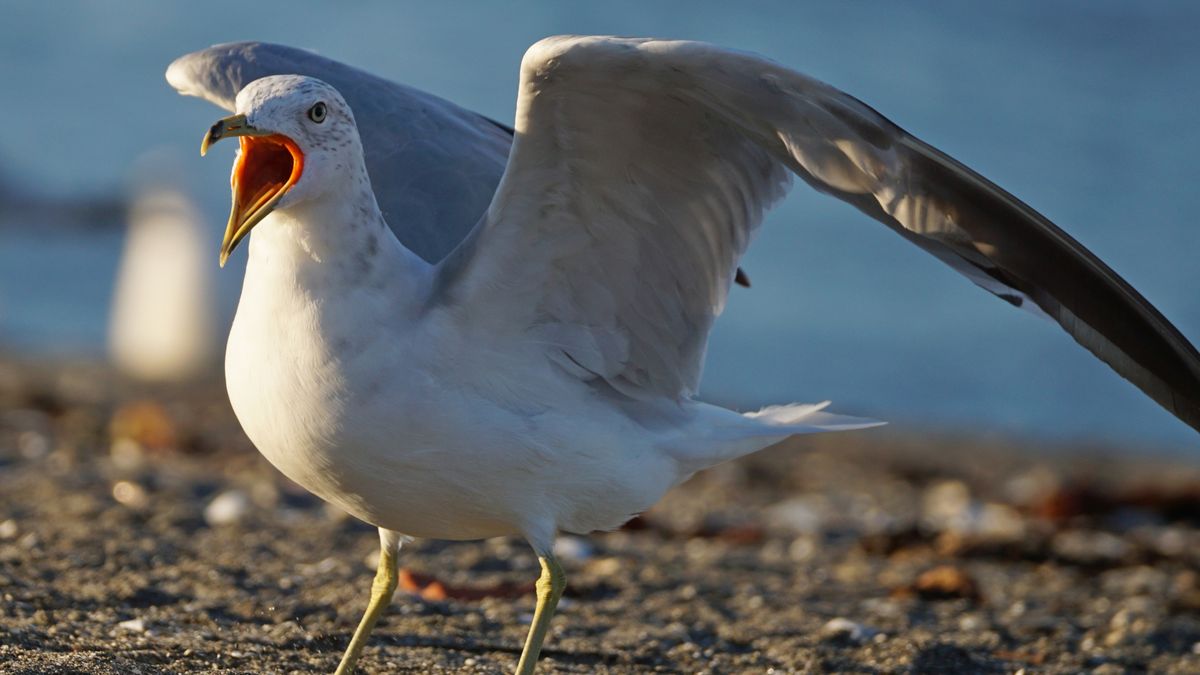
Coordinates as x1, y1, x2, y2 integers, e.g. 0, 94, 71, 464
666, 401, 884, 477
744, 401, 885, 432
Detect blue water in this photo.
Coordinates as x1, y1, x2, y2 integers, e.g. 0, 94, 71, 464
2, 2, 1199, 449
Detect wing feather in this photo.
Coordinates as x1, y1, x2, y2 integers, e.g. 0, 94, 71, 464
438, 36, 1200, 433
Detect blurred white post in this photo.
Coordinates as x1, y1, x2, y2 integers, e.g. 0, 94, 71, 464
108, 148, 218, 382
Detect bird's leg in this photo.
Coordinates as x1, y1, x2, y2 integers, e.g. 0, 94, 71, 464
514, 553, 566, 675
334, 529, 403, 675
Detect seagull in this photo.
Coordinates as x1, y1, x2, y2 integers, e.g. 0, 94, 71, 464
167, 37, 1200, 673
109, 149, 219, 383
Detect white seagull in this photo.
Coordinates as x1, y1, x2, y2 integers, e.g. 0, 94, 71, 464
167, 37, 1200, 673
109, 150, 219, 383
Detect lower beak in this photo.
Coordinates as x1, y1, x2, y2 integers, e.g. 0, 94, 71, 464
201, 114, 305, 267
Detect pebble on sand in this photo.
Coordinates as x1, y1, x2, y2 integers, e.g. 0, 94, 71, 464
204, 489, 251, 526
820, 617, 880, 644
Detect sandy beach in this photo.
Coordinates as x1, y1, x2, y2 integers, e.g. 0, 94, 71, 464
2, 356, 1199, 674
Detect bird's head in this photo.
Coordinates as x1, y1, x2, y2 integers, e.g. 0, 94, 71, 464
201, 75, 361, 266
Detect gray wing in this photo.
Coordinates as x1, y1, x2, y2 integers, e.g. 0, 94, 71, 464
439, 36, 1200, 433
166, 41, 511, 262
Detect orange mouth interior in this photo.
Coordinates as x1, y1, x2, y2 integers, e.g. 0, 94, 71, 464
231, 134, 304, 224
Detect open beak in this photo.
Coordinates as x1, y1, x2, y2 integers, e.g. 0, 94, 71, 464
201, 114, 304, 267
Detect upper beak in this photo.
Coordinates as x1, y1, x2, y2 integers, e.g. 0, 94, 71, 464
200, 113, 266, 156
201, 114, 304, 267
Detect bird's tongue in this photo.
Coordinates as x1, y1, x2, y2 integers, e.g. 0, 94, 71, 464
232, 134, 304, 225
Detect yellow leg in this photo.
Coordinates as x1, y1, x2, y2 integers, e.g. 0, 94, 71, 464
514, 554, 566, 675
334, 530, 401, 675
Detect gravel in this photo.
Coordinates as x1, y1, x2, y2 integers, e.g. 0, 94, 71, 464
2, 356, 1200, 673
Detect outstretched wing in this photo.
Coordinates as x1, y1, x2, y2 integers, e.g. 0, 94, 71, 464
436, 35, 1200, 433
166, 41, 511, 262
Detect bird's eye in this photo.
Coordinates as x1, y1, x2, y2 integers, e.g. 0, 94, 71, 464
308, 102, 327, 123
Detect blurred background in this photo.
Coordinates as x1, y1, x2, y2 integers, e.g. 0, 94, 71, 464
5, 4, 1200, 671
2, 0, 1199, 450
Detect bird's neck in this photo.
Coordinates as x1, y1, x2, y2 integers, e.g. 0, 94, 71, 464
244, 184, 431, 309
